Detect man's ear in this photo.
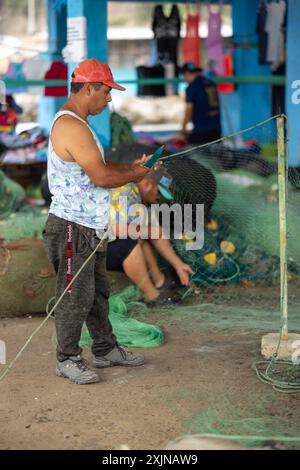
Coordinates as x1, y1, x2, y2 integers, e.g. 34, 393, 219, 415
85, 83, 92, 96
145, 180, 155, 193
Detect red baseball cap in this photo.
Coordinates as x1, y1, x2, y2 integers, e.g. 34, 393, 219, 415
71, 58, 125, 91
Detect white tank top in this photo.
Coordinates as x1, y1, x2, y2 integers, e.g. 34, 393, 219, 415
47, 110, 110, 230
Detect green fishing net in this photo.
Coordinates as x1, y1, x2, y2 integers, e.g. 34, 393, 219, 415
110, 111, 136, 146
187, 397, 300, 448
80, 285, 164, 348
0, 170, 25, 220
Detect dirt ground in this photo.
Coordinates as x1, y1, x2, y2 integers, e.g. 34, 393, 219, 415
1, 301, 300, 450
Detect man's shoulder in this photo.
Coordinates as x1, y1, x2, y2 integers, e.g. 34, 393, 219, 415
51, 114, 90, 148
187, 76, 205, 93
53, 113, 87, 133
194, 76, 214, 86
201, 76, 217, 88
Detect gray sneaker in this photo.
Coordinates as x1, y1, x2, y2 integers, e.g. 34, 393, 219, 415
56, 355, 99, 384
93, 345, 145, 368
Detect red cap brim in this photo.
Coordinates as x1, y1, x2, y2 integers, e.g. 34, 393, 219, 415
71, 75, 125, 91
103, 80, 126, 91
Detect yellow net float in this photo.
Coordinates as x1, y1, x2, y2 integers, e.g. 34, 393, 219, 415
220, 240, 236, 254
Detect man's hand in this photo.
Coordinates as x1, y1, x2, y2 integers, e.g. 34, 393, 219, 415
175, 262, 194, 286
175, 131, 188, 143
132, 153, 150, 166
130, 153, 151, 182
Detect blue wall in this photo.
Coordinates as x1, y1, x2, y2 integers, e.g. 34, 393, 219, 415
286, 0, 300, 167
38, 0, 67, 133
67, 0, 110, 147
232, 0, 271, 132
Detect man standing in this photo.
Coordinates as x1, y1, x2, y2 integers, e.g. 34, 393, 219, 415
43, 59, 149, 385
179, 62, 222, 145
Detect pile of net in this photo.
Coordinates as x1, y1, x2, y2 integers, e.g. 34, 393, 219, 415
80, 285, 164, 349
0, 239, 56, 317
110, 111, 136, 147
187, 398, 300, 449
169, 169, 300, 288
0, 170, 48, 241
160, 122, 300, 289
0, 170, 25, 220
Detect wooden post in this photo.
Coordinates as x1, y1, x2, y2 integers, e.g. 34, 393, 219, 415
277, 115, 288, 340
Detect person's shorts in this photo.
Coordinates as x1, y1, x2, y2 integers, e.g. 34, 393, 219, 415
106, 238, 138, 271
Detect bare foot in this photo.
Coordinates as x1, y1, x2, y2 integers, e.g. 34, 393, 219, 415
144, 289, 160, 302
153, 273, 165, 289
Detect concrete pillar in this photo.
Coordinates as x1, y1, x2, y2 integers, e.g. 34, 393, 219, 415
38, 0, 67, 133
67, 0, 110, 147
232, 0, 271, 131
44, 0, 67, 60
286, 0, 300, 167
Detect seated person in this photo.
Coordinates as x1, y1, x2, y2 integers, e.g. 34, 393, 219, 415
108, 165, 193, 304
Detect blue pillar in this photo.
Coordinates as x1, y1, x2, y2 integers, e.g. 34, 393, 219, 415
38, 0, 67, 134
43, 0, 67, 60
67, 0, 110, 147
286, 0, 300, 167
232, 0, 271, 132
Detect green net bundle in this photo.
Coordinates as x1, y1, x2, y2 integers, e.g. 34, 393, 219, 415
170, 171, 300, 288
80, 285, 164, 349
0, 206, 48, 241
0, 170, 25, 220
110, 111, 136, 146
161, 117, 300, 300
187, 398, 300, 448
0, 170, 48, 241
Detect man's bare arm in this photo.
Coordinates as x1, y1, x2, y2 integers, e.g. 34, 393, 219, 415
61, 120, 149, 187
106, 161, 132, 171
181, 103, 193, 133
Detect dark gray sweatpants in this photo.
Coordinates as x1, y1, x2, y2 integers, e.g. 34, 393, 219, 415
43, 213, 117, 362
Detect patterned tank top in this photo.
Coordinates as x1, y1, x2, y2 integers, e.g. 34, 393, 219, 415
47, 110, 110, 230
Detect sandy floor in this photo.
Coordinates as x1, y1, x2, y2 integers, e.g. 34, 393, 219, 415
1, 306, 300, 450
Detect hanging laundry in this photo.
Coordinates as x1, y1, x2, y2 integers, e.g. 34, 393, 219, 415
44, 61, 68, 97
218, 48, 234, 94
164, 61, 176, 96
205, 0, 225, 76
182, 2, 201, 67
256, 0, 269, 65
3, 61, 27, 94
23, 56, 51, 95
152, 4, 181, 67
265, 0, 286, 71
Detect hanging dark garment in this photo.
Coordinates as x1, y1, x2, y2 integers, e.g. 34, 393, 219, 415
44, 61, 68, 97
256, 0, 269, 65
152, 5, 181, 67
136, 64, 166, 97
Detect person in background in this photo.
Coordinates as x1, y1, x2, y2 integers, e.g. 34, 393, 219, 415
178, 62, 221, 145
0, 94, 23, 133
108, 165, 193, 305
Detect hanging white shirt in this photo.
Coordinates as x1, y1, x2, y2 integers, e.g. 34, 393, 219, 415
265, 0, 286, 71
